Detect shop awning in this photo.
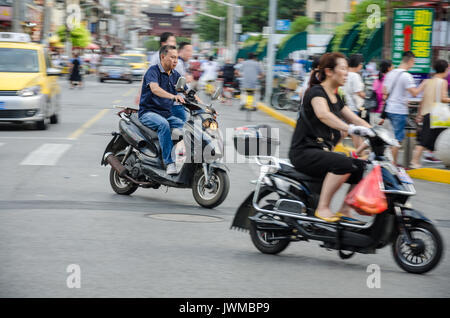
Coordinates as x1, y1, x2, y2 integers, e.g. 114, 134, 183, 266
360, 23, 384, 62
236, 43, 259, 60
339, 22, 361, 55
276, 31, 307, 60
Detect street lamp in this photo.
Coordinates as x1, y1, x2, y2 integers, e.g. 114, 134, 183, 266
196, 10, 225, 61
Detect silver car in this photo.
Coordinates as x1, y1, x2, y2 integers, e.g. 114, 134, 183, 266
98, 57, 133, 84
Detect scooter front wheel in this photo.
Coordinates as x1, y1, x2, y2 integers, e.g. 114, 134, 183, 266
192, 169, 229, 209
392, 221, 443, 274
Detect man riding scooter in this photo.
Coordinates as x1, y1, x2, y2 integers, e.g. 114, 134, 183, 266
138, 45, 190, 175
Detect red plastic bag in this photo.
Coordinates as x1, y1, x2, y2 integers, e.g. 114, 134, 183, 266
344, 165, 388, 215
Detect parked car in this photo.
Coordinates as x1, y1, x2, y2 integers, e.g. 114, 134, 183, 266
0, 32, 61, 130
120, 53, 149, 81
98, 56, 132, 83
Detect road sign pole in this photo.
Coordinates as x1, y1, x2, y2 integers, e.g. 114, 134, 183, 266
264, 0, 277, 105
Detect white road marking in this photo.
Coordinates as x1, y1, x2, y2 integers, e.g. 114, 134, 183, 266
0, 136, 73, 140
20, 143, 72, 166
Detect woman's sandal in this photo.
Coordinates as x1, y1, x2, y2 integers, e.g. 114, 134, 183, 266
336, 212, 366, 225
314, 210, 341, 223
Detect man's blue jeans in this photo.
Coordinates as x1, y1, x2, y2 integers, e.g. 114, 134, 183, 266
172, 104, 188, 122
139, 111, 184, 166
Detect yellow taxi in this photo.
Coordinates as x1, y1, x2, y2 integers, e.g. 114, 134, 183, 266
0, 32, 61, 130
120, 53, 149, 81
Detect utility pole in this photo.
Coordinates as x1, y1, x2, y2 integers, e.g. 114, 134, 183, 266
383, 0, 392, 60
265, 0, 277, 105
226, 1, 234, 60
41, 0, 52, 43
12, 0, 22, 32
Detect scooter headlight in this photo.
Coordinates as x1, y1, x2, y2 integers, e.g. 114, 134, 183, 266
202, 118, 218, 130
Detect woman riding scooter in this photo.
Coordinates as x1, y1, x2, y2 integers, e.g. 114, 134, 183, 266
289, 52, 375, 223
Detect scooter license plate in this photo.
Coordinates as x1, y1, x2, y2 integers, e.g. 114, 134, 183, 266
397, 168, 414, 184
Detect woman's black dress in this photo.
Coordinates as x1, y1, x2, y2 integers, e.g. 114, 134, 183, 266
289, 85, 365, 184
69, 58, 82, 82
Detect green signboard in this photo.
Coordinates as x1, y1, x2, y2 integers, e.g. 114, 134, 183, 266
392, 8, 434, 74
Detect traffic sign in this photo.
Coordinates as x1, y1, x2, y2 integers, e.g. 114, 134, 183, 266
276, 19, 291, 31
391, 8, 434, 74
66, 4, 81, 31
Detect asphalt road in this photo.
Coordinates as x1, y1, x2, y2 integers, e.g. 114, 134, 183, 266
0, 76, 449, 298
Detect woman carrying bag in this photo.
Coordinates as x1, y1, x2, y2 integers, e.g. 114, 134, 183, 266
410, 59, 450, 169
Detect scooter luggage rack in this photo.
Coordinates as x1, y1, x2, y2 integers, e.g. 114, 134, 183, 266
251, 160, 375, 230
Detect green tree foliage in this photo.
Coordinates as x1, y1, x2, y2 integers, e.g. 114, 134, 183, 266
56, 25, 91, 48
196, 0, 307, 40
195, 1, 227, 42
238, 0, 306, 33
289, 16, 314, 34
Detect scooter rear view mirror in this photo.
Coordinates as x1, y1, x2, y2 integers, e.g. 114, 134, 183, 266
211, 87, 222, 100
176, 77, 186, 92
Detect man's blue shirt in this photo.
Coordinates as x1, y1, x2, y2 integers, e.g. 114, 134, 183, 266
139, 63, 181, 119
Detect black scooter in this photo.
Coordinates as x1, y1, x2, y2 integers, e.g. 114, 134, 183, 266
101, 77, 230, 208
231, 128, 443, 274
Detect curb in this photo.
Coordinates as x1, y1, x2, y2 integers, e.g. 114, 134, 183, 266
256, 102, 450, 184
256, 102, 296, 128
406, 168, 450, 184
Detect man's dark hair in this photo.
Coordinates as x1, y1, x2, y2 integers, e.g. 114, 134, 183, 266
402, 51, 415, 62
159, 45, 177, 57
178, 42, 191, 51
348, 54, 364, 68
248, 52, 256, 60
208, 56, 214, 61
433, 59, 449, 74
160, 32, 175, 46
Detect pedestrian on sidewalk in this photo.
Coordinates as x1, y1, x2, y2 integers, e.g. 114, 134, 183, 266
239, 53, 263, 111
410, 59, 450, 169
343, 54, 366, 149
379, 51, 425, 166
69, 53, 83, 89
372, 60, 393, 122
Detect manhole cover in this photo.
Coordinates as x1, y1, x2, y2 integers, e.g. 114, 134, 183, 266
147, 213, 223, 223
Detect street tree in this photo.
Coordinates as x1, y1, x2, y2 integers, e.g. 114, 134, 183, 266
195, 1, 227, 42
238, 0, 306, 33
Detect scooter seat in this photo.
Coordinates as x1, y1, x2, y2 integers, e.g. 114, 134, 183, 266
278, 163, 323, 183
129, 113, 183, 142
129, 113, 159, 140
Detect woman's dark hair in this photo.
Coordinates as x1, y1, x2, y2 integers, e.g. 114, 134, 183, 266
160, 32, 175, 46
434, 59, 449, 74
378, 59, 392, 80
309, 52, 346, 88
311, 55, 320, 70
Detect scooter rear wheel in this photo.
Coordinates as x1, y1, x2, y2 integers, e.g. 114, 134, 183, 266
249, 205, 291, 255
109, 155, 138, 195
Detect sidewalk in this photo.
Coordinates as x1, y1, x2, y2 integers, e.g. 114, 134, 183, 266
257, 102, 450, 184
